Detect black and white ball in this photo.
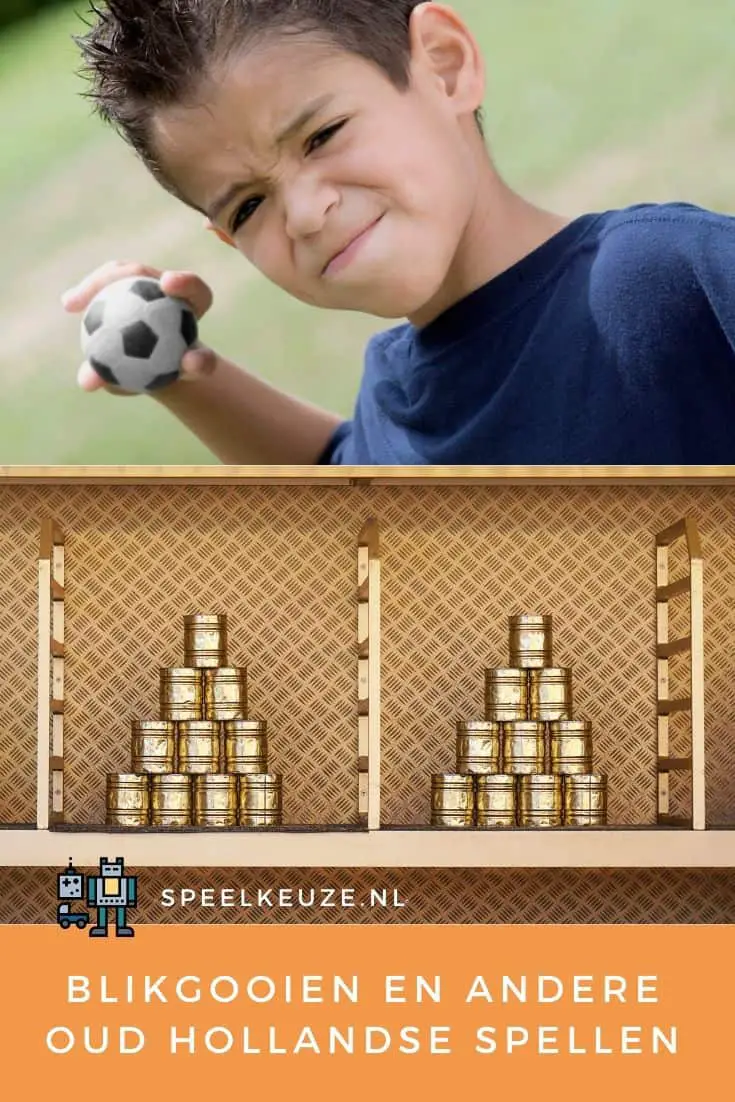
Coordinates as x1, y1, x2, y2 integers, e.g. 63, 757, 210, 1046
80, 276, 198, 392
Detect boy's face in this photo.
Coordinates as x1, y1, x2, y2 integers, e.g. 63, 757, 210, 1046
151, 15, 485, 325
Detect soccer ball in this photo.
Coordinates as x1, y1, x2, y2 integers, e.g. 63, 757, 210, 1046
80, 276, 198, 393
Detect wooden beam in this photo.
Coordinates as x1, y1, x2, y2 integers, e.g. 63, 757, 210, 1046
36, 559, 51, 830
656, 577, 691, 601
657, 697, 691, 716
690, 555, 706, 829
656, 636, 691, 659
2, 464, 735, 486
655, 518, 688, 546
657, 756, 692, 772
4, 828, 735, 869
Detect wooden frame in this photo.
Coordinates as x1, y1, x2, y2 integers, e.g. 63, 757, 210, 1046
3, 464, 735, 485
7, 465, 732, 870
357, 518, 381, 829
655, 517, 705, 829
37, 518, 65, 829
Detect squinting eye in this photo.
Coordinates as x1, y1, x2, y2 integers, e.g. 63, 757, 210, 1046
231, 196, 263, 232
306, 120, 347, 154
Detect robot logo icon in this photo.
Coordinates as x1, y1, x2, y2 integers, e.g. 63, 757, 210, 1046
56, 857, 139, 938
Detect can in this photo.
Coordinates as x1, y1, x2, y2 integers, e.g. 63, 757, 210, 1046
503, 721, 546, 773
475, 774, 516, 828
193, 774, 238, 828
430, 773, 474, 828
456, 720, 502, 774
183, 613, 227, 668
224, 719, 268, 773
130, 720, 176, 773
549, 720, 592, 774
177, 720, 221, 773
106, 773, 149, 827
204, 666, 247, 721
518, 774, 563, 827
484, 668, 529, 722
529, 668, 573, 722
239, 773, 283, 827
159, 668, 203, 722
150, 774, 192, 827
508, 614, 552, 668
564, 774, 608, 826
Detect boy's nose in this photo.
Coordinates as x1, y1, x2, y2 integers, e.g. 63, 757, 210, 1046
282, 175, 340, 241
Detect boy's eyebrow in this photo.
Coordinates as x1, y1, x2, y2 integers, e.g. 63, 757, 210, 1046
206, 93, 336, 222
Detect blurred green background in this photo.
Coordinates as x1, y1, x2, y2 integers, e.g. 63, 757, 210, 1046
1, 0, 733, 462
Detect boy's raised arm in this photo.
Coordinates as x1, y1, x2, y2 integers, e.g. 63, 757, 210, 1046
62, 262, 343, 465
152, 352, 343, 465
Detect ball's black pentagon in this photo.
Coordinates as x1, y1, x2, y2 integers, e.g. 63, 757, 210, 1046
122, 319, 159, 358
180, 308, 198, 347
89, 357, 120, 387
83, 299, 106, 336
145, 369, 181, 392
130, 278, 165, 302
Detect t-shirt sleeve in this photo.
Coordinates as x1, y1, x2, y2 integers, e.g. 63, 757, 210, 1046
588, 208, 735, 375
316, 420, 352, 464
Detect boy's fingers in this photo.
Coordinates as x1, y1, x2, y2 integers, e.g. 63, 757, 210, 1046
77, 361, 136, 396
159, 270, 214, 319
77, 361, 106, 391
180, 344, 217, 378
78, 347, 216, 393
62, 260, 160, 312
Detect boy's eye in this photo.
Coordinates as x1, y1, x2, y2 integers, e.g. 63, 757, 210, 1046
231, 196, 262, 233
228, 121, 347, 232
306, 119, 347, 154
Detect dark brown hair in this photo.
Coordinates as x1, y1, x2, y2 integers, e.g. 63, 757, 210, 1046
75, 0, 484, 201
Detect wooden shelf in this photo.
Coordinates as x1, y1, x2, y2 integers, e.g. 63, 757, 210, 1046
0, 827, 733, 868
2, 464, 735, 486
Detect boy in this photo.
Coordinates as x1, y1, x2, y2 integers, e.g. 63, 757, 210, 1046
63, 0, 735, 464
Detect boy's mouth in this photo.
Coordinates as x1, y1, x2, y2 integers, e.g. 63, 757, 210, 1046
322, 215, 384, 277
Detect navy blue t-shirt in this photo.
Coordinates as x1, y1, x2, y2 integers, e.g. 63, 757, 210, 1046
319, 202, 735, 464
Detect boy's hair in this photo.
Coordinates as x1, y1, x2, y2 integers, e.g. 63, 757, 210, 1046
75, 0, 485, 202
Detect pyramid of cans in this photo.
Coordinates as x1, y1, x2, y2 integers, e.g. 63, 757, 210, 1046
431, 614, 608, 828
105, 613, 283, 828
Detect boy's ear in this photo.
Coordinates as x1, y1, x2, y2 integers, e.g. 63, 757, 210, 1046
204, 219, 236, 248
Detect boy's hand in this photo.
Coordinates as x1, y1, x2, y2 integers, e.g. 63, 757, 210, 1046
62, 261, 217, 394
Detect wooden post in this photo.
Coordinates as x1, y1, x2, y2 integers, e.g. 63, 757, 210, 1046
357, 518, 381, 829
37, 519, 65, 829
654, 517, 705, 829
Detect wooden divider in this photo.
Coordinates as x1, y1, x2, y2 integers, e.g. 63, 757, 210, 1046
37, 519, 65, 828
357, 519, 381, 829
655, 517, 705, 829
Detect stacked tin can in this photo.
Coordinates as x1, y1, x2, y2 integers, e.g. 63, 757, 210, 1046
431, 613, 607, 828
105, 613, 283, 828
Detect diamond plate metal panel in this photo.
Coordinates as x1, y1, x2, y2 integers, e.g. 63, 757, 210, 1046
1, 867, 734, 924
0, 480, 734, 926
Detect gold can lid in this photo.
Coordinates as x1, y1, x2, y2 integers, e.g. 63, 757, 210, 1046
485, 667, 529, 678
456, 718, 501, 732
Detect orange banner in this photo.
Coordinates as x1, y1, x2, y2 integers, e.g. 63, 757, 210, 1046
2, 924, 730, 1099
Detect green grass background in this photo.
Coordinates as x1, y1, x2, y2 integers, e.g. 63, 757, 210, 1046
1, 0, 734, 462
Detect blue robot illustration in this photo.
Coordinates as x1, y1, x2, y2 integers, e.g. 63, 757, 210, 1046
87, 857, 138, 937
56, 859, 90, 930
55, 856, 138, 937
